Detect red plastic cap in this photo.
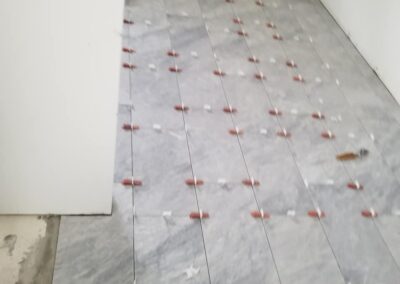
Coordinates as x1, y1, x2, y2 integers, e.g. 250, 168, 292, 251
121, 178, 142, 186
167, 50, 179, 57
169, 66, 182, 73
308, 209, 325, 218
213, 69, 226, 76
123, 19, 134, 25
229, 128, 243, 135
255, 73, 266, 80
233, 17, 243, 24
242, 178, 260, 187
122, 47, 135, 53
185, 178, 204, 186
268, 109, 282, 116
237, 30, 248, 37
174, 104, 189, 111
255, 1, 264, 6
273, 34, 283, 40
251, 210, 270, 219
267, 22, 276, 29
277, 130, 291, 138
311, 112, 325, 120
347, 182, 363, 190
189, 211, 210, 219
293, 75, 304, 82
321, 131, 335, 139
248, 56, 260, 63
361, 209, 377, 218
286, 60, 297, 68
122, 123, 140, 131
223, 106, 237, 113
123, 63, 136, 70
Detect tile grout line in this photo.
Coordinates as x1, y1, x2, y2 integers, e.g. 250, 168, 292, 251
283, 0, 400, 270
124, 8, 136, 281
161, 1, 213, 282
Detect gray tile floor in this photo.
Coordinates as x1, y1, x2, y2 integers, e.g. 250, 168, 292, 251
53, 0, 400, 283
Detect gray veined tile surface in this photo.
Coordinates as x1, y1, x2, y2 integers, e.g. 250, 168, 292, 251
134, 217, 209, 284
53, 184, 134, 284
51, 0, 400, 283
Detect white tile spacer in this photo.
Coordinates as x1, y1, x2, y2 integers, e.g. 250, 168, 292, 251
250, 177, 256, 186
293, 35, 300, 41
348, 132, 355, 138
199, 209, 204, 219
337, 115, 342, 121
325, 63, 330, 69
315, 77, 322, 83
148, 63, 156, 71
325, 179, 334, 185
181, 11, 189, 16
304, 179, 309, 188
335, 79, 340, 86
254, 19, 261, 25
260, 128, 268, 135
288, 4, 293, 9
269, 57, 276, 64
162, 211, 172, 217
282, 128, 288, 136
318, 98, 324, 104
224, 27, 230, 33
309, 36, 313, 43
273, 2, 278, 8
354, 180, 361, 189
213, 53, 218, 59
205, 24, 209, 32
260, 209, 265, 218
203, 104, 212, 112
190, 51, 198, 58
290, 108, 298, 115
370, 133, 375, 141
286, 210, 296, 217
153, 123, 162, 131
330, 116, 337, 122
217, 178, 227, 186
326, 130, 333, 138
237, 70, 245, 77
145, 20, 152, 25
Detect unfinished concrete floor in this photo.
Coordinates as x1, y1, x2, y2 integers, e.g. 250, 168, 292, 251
1, 0, 400, 283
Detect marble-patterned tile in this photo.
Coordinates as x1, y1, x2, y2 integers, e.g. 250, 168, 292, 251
196, 184, 281, 283
132, 129, 198, 215
240, 133, 314, 214
53, 184, 134, 284
266, 216, 345, 284
375, 216, 400, 266
198, 0, 233, 19
310, 184, 400, 284
187, 126, 248, 184
134, 216, 209, 283
165, 0, 202, 17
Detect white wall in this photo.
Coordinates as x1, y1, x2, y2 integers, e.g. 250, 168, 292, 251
0, 0, 124, 214
321, 0, 400, 102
